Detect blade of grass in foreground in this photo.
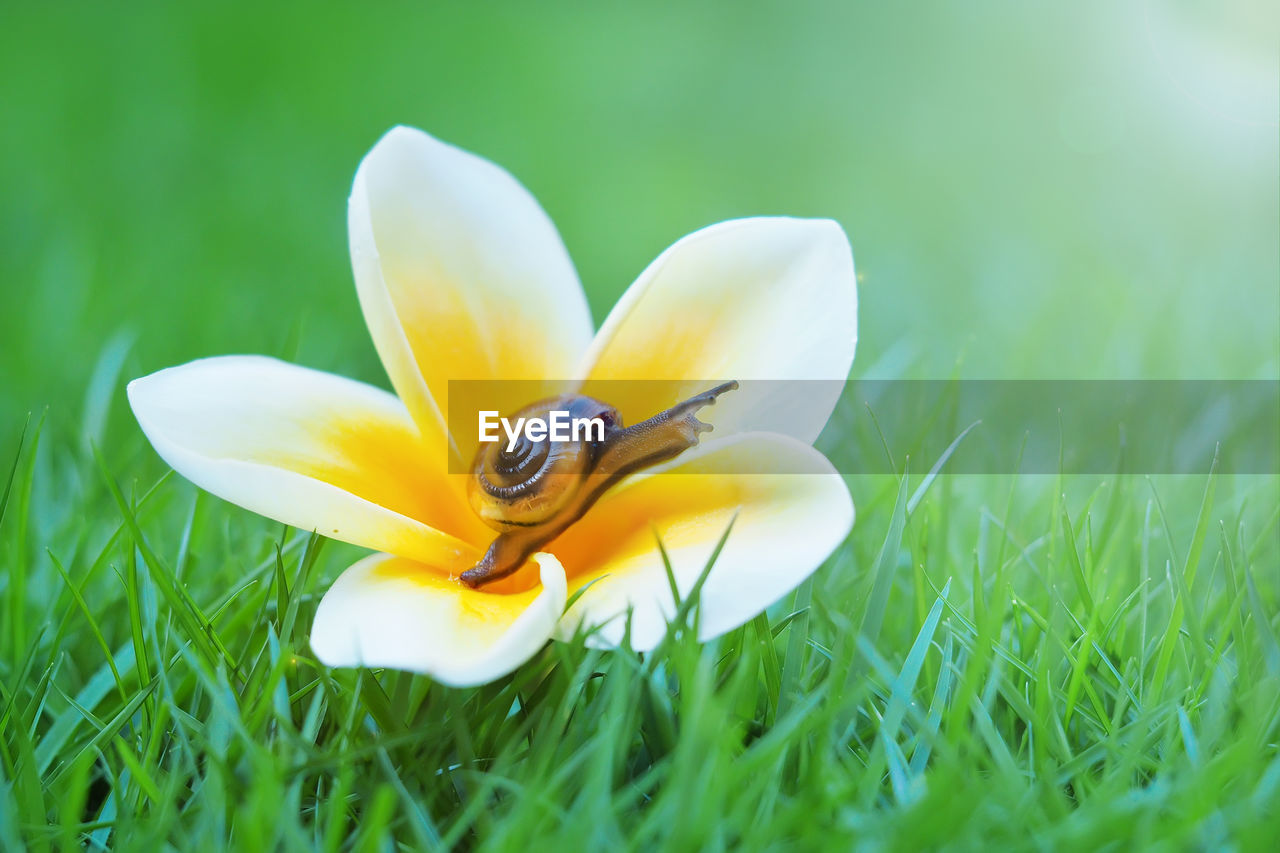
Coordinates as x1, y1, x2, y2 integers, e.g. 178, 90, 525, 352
93, 445, 236, 673
0, 762, 22, 852
864, 578, 952, 804
46, 549, 129, 702
45, 677, 159, 789
6, 411, 44, 664
843, 470, 909, 704
649, 514, 738, 660
1147, 455, 1218, 703
777, 577, 813, 718
0, 414, 29, 532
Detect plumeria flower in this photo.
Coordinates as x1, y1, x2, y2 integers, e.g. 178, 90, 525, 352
128, 126, 857, 687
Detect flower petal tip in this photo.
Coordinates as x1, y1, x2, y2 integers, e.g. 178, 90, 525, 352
310, 551, 567, 688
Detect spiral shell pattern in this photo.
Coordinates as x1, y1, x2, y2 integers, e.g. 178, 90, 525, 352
467, 395, 617, 531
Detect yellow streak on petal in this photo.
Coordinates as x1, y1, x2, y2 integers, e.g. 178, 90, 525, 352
369, 555, 547, 626
547, 435, 853, 650
351, 126, 593, 452
546, 433, 849, 589
311, 550, 567, 685
256, 412, 493, 552
547, 474, 745, 585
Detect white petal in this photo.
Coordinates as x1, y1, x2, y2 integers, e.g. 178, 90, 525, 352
550, 432, 853, 651
349, 125, 594, 460
310, 551, 567, 686
127, 355, 487, 565
578, 217, 857, 444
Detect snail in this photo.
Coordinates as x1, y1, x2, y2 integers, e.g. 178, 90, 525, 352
461, 381, 739, 588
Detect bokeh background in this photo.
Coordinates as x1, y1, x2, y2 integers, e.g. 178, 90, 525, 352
1, 0, 1276, 453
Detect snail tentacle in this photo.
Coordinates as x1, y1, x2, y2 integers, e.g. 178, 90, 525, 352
460, 381, 738, 589
591, 380, 738, 487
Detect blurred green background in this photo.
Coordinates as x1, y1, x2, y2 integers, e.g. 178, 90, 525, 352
1, 0, 1277, 448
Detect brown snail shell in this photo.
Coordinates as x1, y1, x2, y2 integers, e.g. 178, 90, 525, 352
461, 381, 738, 588
468, 395, 619, 530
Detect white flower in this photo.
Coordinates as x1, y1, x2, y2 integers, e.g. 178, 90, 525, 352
128, 126, 857, 686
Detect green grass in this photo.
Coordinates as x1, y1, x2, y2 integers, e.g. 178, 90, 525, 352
1, 402, 1277, 849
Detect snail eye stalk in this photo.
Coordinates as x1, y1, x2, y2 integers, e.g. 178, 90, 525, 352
461, 381, 739, 588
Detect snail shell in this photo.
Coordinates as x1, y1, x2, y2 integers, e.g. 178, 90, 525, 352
461, 381, 737, 587
467, 395, 620, 531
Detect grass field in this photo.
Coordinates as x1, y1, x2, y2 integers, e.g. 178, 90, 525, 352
2, 2, 1278, 850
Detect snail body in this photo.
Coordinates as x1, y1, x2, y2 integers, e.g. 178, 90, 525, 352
461, 381, 738, 588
